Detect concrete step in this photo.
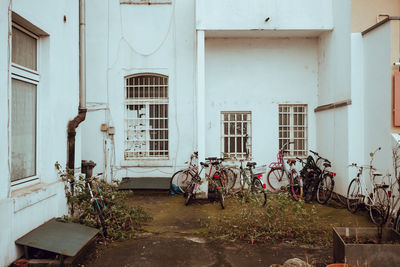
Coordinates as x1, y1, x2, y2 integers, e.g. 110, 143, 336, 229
119, 177, 171, 190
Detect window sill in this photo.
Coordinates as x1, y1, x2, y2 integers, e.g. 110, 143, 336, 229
11, 180, 63, 213
120, 160, 172, 167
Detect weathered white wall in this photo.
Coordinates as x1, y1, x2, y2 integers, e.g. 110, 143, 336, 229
0, 1, 79, 265
348, 33, 365, 182
316, 0, 351, 196
205, 38, 318, 166
196, 0, 333, 31
362, 23, 393, 175
83, 0, 197, 179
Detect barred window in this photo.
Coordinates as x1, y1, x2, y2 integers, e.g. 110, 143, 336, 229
124, 74, 169, 160
221, 112, 252, 159
279, 104, 308, 157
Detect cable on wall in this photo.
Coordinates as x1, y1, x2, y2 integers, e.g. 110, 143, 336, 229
172, 0, 180, 173
118, 0, 176, 57
7, 0, 13, 197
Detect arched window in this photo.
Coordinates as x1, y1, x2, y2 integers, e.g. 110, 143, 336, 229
124, 73, 169, 160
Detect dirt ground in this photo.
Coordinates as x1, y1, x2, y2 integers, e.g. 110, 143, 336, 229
81, 191, 375, 267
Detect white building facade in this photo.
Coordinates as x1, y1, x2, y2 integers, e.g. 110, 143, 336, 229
1, 0, 398, 265
83, 0, 353, 193
82, 0, 396, 197
0, 0, 81, 265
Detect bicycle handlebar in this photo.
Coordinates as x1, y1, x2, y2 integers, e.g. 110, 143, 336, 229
309, 150, 318, 156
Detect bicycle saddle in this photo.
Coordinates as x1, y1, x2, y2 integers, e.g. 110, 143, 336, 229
372, 172, 383, 177
211, 161, 220, 166
205, 157, 218, 161
323, 162, 331, 168
246, 162, 257, 167
287, 159, 296, 165
200, 162, 209, 167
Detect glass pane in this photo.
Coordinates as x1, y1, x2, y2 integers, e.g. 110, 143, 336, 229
11, 79, 36, 181
12, 26, 37, 70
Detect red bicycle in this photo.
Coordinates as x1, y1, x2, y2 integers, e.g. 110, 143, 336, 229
266, 142, 303, 200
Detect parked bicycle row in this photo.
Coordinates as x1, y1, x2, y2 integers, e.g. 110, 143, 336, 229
169, 141, 339, 209
170, 152, 267, 209
169, 143, 400, 229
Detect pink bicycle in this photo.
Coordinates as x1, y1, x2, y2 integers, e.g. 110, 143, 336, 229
266, 142, 303, 200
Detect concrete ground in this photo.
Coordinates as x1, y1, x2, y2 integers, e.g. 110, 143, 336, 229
81, 191, 375, 267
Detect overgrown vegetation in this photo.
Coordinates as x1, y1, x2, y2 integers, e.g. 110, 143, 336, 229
206, 194, 332, 246
55, 162, 152, 241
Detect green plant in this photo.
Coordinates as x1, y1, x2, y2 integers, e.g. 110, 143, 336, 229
206, 194, 331, 246
55, 162, 152, 241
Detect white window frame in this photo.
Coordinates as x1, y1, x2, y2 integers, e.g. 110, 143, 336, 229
120, 0, 172, 5
278, 104, 308, 157
10, 22, 40, 186
124, 73, 169, 160
220, 111, 252, 159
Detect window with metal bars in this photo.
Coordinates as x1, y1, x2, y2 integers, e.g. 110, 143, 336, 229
221, 112, 252, 159
279, 104, 308, 157
124, 74, 169, 160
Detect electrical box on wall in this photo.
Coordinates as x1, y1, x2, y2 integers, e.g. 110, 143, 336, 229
100, 123, 108, 132
108, 126, 115, 135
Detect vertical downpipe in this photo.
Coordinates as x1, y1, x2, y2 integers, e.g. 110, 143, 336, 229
67, 0, 87, 200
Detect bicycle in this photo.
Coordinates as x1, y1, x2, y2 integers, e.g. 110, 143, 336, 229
170, 151, 198, 194
185, 158, 225, 209
346, 147, 390, 226
237, 159, 267, 206
309, 150, 336, 204
266, 141, 303, 201
85, 175, 107, 237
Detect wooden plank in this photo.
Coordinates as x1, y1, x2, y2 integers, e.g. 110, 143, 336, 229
314, 99, 352, 113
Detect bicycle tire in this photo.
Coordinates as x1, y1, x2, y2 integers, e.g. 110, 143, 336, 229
289, 170, 302, 201
252, 178, 267, 206
316, 173, 334, 204
223, 167, 237, 191
239, 169, 250, 189
93, 201, 107, 237
369, 187, 390, 226
185, 183, 195, 206
266, 168, 288, 191
346, 178, 362, 213
171, 169, 194, 194
215, 179, 225, 209
394, 210, 400, 233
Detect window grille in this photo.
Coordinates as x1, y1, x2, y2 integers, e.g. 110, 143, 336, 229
221, 112, 252, 159
279, 104, 308, 157
124, 74, 169, 160
11, 24, 39, 182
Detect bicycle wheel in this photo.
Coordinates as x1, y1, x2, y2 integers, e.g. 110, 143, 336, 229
346, 178, 362, 213
290, 171, 302, 201
266, 168, 288, 191
316, 174, 334, 204
171, 169, 194, 194
215, 179, 225, 209
185, 183, 195, 206
93, 201, 107, 237
239, 169, 251, 189
223, 168, 237, 191
394, 210, 400, 233
369, 187, 390, 226
251, 178, 267, 206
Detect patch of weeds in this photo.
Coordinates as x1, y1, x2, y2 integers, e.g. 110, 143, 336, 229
206, 194, 332, 246
55, 162, 152, 242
